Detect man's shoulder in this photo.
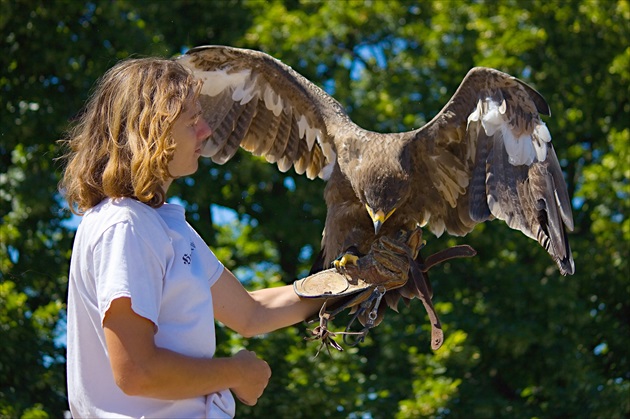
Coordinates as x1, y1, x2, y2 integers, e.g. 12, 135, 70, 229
80, 198, 167, 237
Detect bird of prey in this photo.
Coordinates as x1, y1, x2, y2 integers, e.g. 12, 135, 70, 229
177, 45, 574, 345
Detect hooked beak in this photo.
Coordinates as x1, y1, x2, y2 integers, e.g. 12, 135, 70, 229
372, 211, 385, 234
366, 205, 396, 235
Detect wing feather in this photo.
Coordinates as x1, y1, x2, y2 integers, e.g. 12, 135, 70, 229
294, 128, 312, 175
178, 45, 347, 179
282, 115, 302, 167
468, 127, 492, 222
409, 67, 574, 274
265, 107, 293, 164
241, 99, 277, 155
487, 131, 530, 230
212, 98, 257, 164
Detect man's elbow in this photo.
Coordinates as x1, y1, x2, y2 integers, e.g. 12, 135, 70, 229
113, 362, 154, 396
230, 305, 264, 338
237, 323, 259, 339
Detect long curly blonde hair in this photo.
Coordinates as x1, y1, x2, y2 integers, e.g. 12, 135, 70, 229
59, 57, 201, 214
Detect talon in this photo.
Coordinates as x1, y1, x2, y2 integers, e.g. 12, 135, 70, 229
333, 253, 359, 269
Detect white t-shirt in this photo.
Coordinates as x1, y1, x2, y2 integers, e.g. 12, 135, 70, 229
66, 198, 235, 418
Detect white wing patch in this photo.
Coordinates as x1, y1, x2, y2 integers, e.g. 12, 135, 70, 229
182, 55, 336, 179
532, 122, 551, 161
468, 98, 551, 166
197, 67, 252, 97
263, 86, 284, 116
232, 73, 258, 104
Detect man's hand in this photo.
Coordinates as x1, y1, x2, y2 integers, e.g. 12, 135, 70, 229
230, 349, 271, 406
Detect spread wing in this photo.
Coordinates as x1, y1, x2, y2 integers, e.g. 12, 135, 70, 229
179, 46, 574, 275
405, 67, 574, 274
177, 45, 351, 180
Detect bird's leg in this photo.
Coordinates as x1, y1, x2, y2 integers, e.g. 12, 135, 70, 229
306, 301, 343, 355
306, 295, 373, 356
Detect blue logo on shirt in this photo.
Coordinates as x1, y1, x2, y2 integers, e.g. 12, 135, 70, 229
182, 241, 196, 265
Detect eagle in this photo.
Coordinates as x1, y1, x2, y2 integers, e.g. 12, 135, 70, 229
177, 45, 574, 347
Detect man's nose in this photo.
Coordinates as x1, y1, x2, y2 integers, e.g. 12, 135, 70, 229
197, 118, 212, 140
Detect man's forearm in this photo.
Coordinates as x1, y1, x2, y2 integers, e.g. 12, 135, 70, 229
121, 348, 240, 399
247, 285, 324, 336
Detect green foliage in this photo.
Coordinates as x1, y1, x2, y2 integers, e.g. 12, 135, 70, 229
0, 281, 64, 416
1, 0, 628, 417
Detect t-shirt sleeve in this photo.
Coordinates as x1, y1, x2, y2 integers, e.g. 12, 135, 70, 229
204, 245, 225, 288
93, 221, 167, 328
188, 225, 224, 287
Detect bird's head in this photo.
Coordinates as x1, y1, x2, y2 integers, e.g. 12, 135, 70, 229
360, 165, 411, 235
342, 131, 412, 235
